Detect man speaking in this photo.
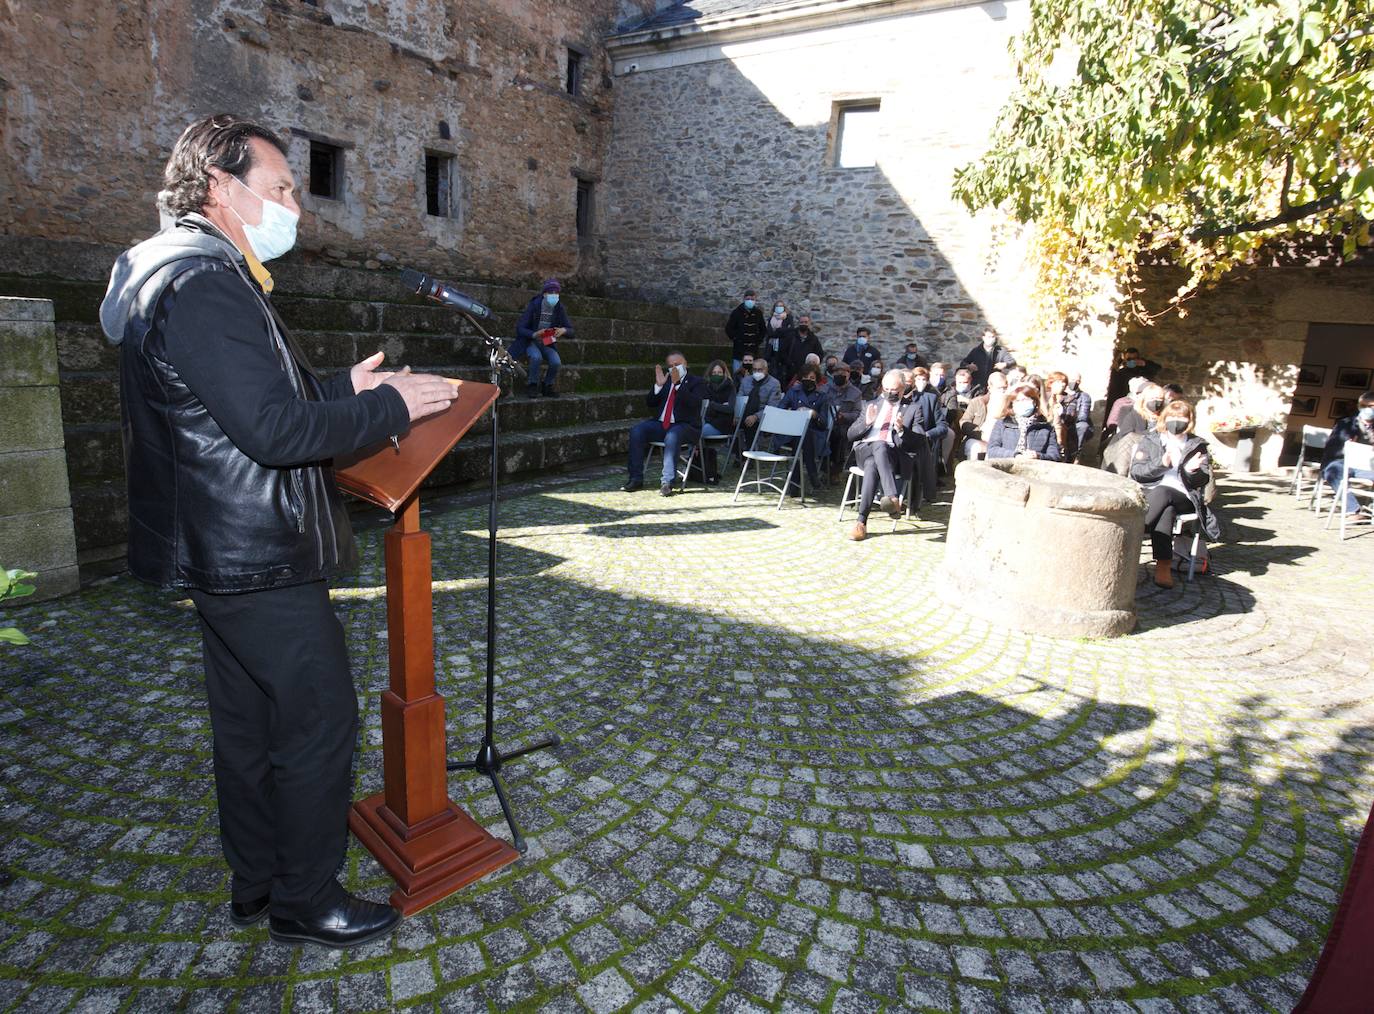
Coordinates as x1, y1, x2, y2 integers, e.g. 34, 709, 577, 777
99, 114, 455, 947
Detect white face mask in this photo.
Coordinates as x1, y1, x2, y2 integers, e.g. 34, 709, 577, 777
752, 370, 766, 382
227, 174, 298, 262
1014, 398, 1035, 417
914, 380, 927, 391
671, 363, 686, 380
870, 366, 881, 377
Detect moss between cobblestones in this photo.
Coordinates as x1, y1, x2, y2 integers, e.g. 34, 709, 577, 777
2, 473, 1372, 1011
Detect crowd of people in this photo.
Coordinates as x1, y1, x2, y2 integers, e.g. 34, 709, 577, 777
507, 283, 1371, 572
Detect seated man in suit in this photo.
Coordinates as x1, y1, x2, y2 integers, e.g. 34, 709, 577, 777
737, 357, 783, 459
623, 351, 706, 496
846, 370, 915, 541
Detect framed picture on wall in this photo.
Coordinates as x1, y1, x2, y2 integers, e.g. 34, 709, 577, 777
1330, 397, 1357, 420
1297, 363, 1326, 387
1289, 395, 1319, 418
1335, 367, 1372, 390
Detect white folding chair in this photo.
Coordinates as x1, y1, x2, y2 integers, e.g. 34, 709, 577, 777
838, 445, 917, 532
1291, 424, 1331, 509
1324, 441, 1374, 540
701, 394, 747, 484
732, 406, 812, 510
1172, 512, 1202, 581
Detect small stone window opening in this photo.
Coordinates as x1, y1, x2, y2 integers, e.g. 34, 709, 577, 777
835, 103, 881, 169
575, 179, 593, 239
425, 153, 454, 218
566, 49, 583, 96
309, 140, 343, 199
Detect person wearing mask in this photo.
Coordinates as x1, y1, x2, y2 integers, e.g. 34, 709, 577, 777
763, 298, 796, 378
738, 357, 783, 458
1105, 345, 1162, 410
1321, 390, 1374, 521
824, 353, 842, 377
623, 351, 706, 496
1102, 375, 1148, 446
1162, 383, 1185, 402
776, 364, 832, 492
700, 359, 736, 485
1045, 371, 1083, 463
930, 362, 961, 473
903, 366, 946, 500
513, 277, 573, 398
783, 314, 824, 387
1066, 372, 1094, 456
959, 370, 1008, 460
828, 363, 864, 479
895, 340, 929, 370
724, 289, 767, 373
1130, 400, 1216, 588
986, 381, 1062, 461
1102, 381, 1163, 474
959, 327, 1016, 385
846, 370, 918, 541
842, 327, 881, 372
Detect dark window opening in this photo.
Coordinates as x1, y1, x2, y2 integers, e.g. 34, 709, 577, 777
425, 153, 454, 218
566, 49, 583, 96
309, 141, 342, 199
576, 179, 593, 238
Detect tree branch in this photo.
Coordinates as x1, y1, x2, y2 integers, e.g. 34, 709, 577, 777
1191, 192, 1348, 240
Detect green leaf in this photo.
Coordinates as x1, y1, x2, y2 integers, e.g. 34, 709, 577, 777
1347, 165, 1374, 199
9, 583, 35, 599
0, 627, 29, 646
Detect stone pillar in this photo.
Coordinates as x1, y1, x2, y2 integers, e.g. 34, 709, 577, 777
941, 460, 1146, 638
0, 298, 79, 602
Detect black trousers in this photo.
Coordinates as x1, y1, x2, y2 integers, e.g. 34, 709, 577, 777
855, 441, 906, 521
189, 580, 358, 919
1143, 485, 1193, 561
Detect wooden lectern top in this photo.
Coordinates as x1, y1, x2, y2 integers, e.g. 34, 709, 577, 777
335, 379, 499, 513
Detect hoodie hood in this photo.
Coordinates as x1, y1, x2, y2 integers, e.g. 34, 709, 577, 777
99, 215, 244, 345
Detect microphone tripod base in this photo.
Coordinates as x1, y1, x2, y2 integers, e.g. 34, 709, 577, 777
447, 734, 561, 854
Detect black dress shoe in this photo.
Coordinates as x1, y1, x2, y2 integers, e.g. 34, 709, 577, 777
621, 479, 643, 492
660, 483, 674, 497
269, 893, 400, 949
229, 895, 270, 928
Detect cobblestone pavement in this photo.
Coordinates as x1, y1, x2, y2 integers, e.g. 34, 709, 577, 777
2, 468, 1373, 1013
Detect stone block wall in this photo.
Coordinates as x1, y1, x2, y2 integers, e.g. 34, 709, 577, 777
0, 298, 79, 602
600, 1, 1041, 371
1121, 259, 1374, 470
0, 0, 655, 288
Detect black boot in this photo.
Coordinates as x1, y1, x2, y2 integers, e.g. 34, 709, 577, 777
541, 382, 558, 398
525, 384, 539, 398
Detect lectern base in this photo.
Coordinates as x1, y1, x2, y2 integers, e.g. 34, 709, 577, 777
349, 793, 519, 916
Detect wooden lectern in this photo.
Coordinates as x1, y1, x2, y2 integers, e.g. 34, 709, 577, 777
335, 380, 519, 915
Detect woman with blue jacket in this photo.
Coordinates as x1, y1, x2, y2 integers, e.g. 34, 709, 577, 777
986, 381, 1063, 462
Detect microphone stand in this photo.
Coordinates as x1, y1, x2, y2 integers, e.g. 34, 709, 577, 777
445, 311, 560, 854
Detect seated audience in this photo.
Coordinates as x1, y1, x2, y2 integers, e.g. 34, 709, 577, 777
784, 315, 824, 386
1045, 371, 1086, 463
701, 359, 736, 484
1129, 400, 1217, 587
1117, 382, 1166, 437
828, 363, 864, 479
959, 370, 1009, 460
1321, 390, 1374, 521
824, 353, 842, 376
986, 381, 1062, 461
738, 357, 783, 455
895, 340, 929, 370
623, 351, 706, 496
1103, 375, 1148, 444
905, 366, 947, 499
513, 277, 572, 398
931, 362, 961, 472
1066, 372, 1094, 456
846, 370, 916, 541
735, 352, 756, 383
776, 363, 832, 491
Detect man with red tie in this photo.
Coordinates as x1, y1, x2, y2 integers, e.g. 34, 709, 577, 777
846, 369, 919, 541
623, 351, 707, 496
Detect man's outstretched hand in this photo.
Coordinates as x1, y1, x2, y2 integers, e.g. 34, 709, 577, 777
382, 368, 455, 422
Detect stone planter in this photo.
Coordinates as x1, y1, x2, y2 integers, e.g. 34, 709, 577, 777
941, 460, 1147, 638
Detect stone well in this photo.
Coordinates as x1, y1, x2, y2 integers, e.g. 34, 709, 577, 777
941, 460, 1146, 638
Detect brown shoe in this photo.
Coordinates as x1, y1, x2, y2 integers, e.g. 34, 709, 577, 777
849, 522, 867, 541
1153, 560, 1174, 588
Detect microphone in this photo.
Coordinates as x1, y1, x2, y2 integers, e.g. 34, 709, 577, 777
400, 268, 493, 320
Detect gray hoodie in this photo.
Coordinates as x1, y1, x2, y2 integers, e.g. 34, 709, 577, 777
99, 216, 245, 345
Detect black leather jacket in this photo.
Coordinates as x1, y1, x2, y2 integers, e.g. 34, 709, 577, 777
102, 216, 409, 592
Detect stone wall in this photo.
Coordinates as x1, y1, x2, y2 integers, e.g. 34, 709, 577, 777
600, 1, 1042, 371
0, 0, 655, 288
1120, 258, 1374, 470
0, 298, 79, 603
